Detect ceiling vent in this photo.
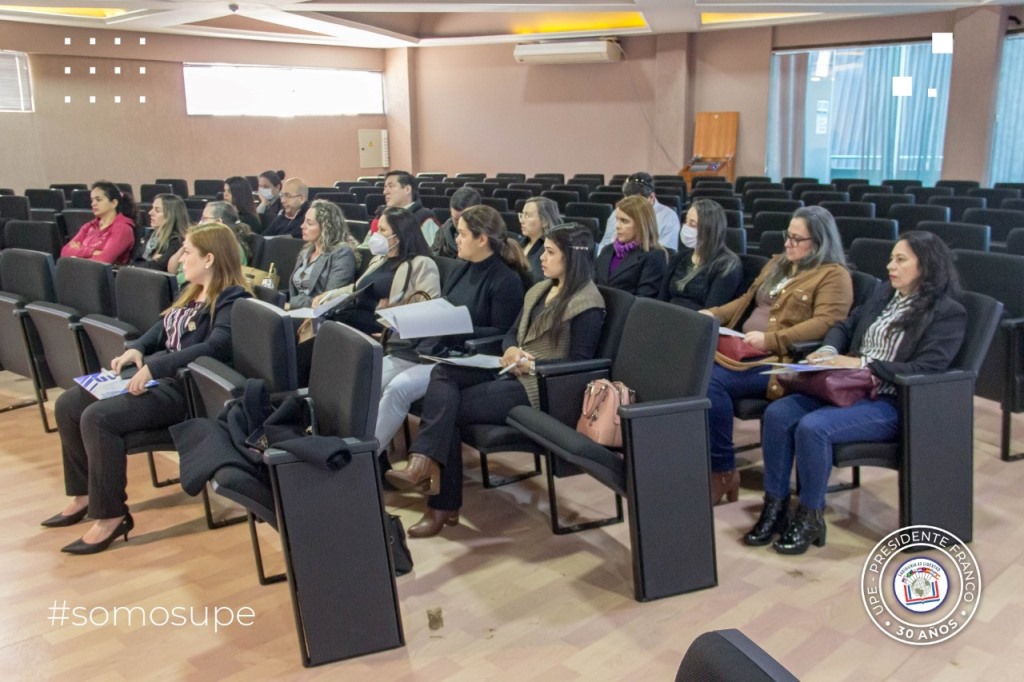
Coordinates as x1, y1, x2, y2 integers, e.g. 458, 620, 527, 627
513, 39, 622, 65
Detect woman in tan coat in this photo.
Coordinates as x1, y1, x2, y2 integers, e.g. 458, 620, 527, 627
701, 206, 853, 505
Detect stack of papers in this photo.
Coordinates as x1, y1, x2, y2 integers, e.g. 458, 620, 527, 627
419, 354, 503, 370
760, 362, 847, 375
376, 299, 473, 339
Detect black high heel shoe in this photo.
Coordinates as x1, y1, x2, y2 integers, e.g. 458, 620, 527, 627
41, 506, 88, 528
61, 513, 134, 555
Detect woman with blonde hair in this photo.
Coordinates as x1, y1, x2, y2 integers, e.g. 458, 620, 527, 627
288, 199, 358, 309
595, 194, 668, 298
138, 193, 189, 273
44, 222, 252, 555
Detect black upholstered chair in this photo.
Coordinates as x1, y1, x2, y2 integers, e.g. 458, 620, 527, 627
791, 183, 836, 201
183, 299, 299, 529
833, 178, 870, 192
725, 228, 747, 255
835, 217, 899, 251
880, 179, 923, 193
735, 176, 772, 195
968, 187, 1021, 207
25, 258, 116, 390
256, 236, 304, 290
676, 629, 798, 682
916, 221, 990, 251
936, 179, 980, 196
751, 198, 803, 216
1006, 227, 1024, 256
848, 238, 896, 280
707, 196, 743, 213
507, 299, 719, 601
140, 183, 173, 204
79, 267, 177, 367
3, 220, 63, 260
863, 193, 914, 218
961, 207, 1024, 247
750, 212, 791, 253
60, 208, 95, 243
819, 201, 875, 219
928, 196, 986, 222
757, 231, 786, 256
781, 176, 818, 191
0, 249, 57, 429
565, 201, 614, 226
743, 189, 791, 213
848, 184, 892, 202
154, 178, 189, 198
0, 195, 31, 220
831, 291, 1001, 542
954, 250, 1024, 462
909, 186, 954, 203
49, 183, 88, 200
800, 190, 849, 206
25, 188, 66, 212
890, 203, 950, 232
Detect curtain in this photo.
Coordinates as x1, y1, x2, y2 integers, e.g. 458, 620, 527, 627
990, 35, 1024, 183
766, 52, 808, 180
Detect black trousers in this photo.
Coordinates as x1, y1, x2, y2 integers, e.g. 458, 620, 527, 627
411, 365, 529, 511
56, 379, 189, 519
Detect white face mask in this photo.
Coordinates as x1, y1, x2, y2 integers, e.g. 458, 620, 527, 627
680, 225, 698, 249
367, 232, 392, 256
258, 187, 274, 201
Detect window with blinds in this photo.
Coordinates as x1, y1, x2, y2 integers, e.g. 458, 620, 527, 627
0, 50, 33, 112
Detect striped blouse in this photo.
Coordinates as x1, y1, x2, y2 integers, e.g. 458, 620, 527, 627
823, 291, 914, 395
162, 301, 204, 352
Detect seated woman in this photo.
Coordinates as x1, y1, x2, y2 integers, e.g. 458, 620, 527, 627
168, 201, 250, 287
745, 231, 966, 554
43, 222, 251, 555
595, 195, 668, 298
224, 176, 263, 236
320, 206, 440, 334
520, 196, 561, 282
702, 206, 853, 505
287, 199, 357, 310
137, 193, 188, 273
374, 204, 528, 472
60, 181, 136, 264
660, 198, 742, 310
386, 224, 605, 537
256, 170, 283, 232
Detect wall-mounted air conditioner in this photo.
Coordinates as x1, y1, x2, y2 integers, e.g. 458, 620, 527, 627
513, 39, 622, 65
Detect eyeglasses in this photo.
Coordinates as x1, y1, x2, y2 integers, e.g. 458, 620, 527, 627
785, 233, 814, 245
280, 193, 304, 201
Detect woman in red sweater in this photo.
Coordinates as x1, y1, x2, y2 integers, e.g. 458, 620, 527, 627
60, 181, 136, 264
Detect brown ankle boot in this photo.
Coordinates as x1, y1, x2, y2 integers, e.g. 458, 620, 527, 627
385, 453, 441, 495
407, 509, 460, 538
710, 469, 740, 505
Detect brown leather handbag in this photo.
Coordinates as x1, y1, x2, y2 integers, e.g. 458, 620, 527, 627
576, 379, 635, 448
776, 368, 878, 408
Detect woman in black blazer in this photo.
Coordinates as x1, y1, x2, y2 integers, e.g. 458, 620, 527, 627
746, 231, 967, 555
660, 198, 742, 310
595, 194, 668, 298
520, 196, 561, 283
44, 222, 252, 555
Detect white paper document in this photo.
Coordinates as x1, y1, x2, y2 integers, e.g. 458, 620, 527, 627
719, 327, 746, 338
419, 354, 503, 370
376, 299, 473, 339
287, 292, 354, 319
759, 362, 849, 375
74, 371, 158, 399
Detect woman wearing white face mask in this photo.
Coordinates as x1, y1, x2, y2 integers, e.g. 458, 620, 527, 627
256, 170, 283, 230
660, 198, 742, 311
318, 207, 441, 334
286, 199, 357, 310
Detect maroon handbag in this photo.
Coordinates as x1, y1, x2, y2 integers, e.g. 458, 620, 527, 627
716, 336, 768, 362
776, 368, 878, 407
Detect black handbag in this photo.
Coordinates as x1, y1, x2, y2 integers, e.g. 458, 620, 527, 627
387, 514, 414, 576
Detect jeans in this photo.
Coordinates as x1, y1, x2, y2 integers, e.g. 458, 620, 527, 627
374, 356, 432, 453
707, 364, 771, 472
762, 393, 899, 509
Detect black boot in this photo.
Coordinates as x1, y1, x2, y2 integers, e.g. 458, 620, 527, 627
773, 505, 826, 555
743, 495, 790, 546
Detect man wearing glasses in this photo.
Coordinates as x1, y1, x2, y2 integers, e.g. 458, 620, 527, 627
370, 170, 441, 246
264, 177, 309, 238
597, 171, 681, 251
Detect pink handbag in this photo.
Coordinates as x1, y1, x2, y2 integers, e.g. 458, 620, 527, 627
576, 379, 635, 448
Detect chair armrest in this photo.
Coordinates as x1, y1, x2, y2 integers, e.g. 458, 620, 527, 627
536, 358, 613, 378
893, 370, 977, 387
618, 396, 710, 420
1001, 316, 1024, 330
463, 334, 504, 355
789, 340, 820, 360
263, 437, 379, 465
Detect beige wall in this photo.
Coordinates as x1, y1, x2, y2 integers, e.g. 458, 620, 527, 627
2, 8, 1018, 192
0, 21, 387, 193
410, 36, 669, 178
